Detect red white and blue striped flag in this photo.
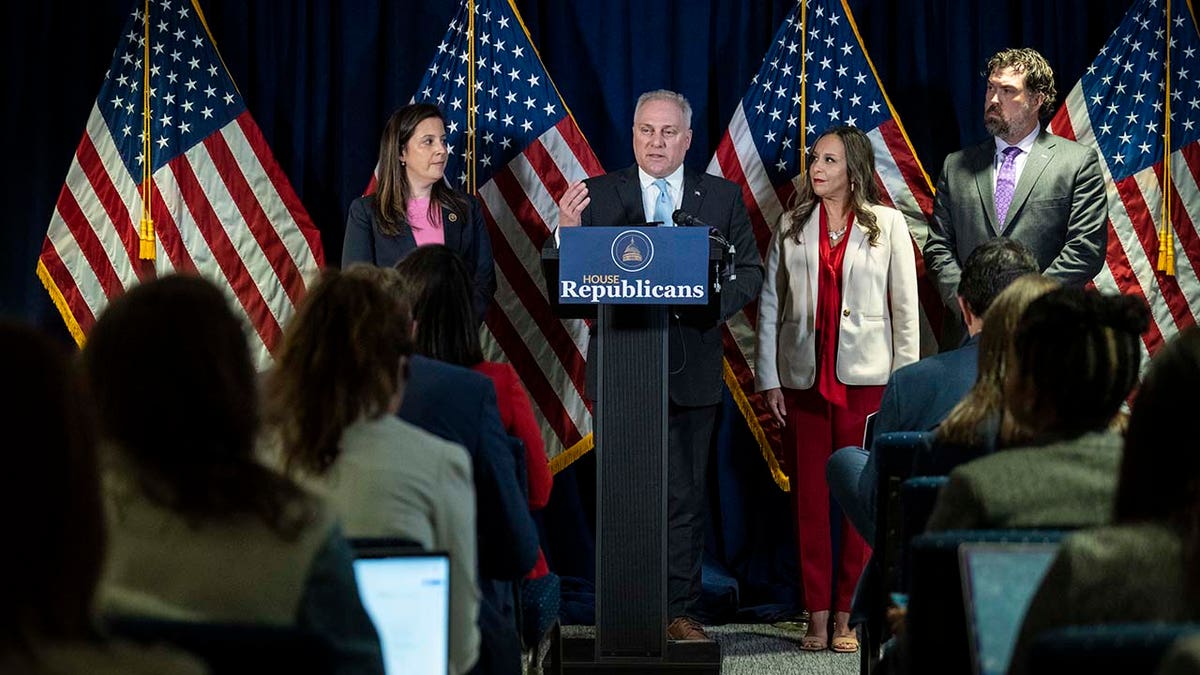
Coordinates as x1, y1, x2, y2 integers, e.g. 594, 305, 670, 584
707, 0, 940, 489
38, 0, 324, 368
404, 0, 603, 469
1047, 0, 1199, 357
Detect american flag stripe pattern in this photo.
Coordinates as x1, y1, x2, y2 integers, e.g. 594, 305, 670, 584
707, 0, 939, 489
38, 0, 323, 368
408, 0, 601, 469
1048, 0, 1200, 358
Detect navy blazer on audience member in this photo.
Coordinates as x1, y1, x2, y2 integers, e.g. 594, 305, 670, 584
856, 334, 981, 518
399, 355, 539, 577
399, 355, 537, 675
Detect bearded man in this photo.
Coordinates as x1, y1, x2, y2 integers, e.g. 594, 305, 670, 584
922, 47, 1106, 348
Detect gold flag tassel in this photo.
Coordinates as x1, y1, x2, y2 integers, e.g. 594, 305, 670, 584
1159, 0, 1176, 275
138, 0, 156, 260
466, 0, 477, 195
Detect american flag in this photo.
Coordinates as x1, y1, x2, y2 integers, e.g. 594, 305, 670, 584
37, 0, 323, 368
1047, 0, 1199, 357
706, 0, 939, 490
405, 0, 602, 469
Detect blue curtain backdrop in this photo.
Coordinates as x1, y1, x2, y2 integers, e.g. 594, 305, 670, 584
7, 0, 1131, 621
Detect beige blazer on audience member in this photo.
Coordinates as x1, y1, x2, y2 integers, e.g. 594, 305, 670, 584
755, 202, 919, 391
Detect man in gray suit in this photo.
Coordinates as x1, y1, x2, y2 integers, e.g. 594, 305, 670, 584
924, 47, 1106, 346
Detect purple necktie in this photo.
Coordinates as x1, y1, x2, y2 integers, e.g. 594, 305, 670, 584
994, 145, 1022, 227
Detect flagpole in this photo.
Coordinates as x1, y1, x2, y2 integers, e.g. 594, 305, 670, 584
467, 0, 477, 194
1160, 0, 1177, 275
799, 0, 809, 175
139, 0, 155, 260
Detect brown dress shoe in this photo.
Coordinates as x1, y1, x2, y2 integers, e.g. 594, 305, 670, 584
667, 616, 711, 642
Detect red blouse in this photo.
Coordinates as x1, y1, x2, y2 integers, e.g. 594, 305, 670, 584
815, 204, 851, 407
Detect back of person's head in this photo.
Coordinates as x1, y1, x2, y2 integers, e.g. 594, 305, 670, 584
0, 321, 103, 646
1115, 327, 1200, 525
391, 245, 483, 367
1006, 287, 1149, 439
938, 273, 1059, 446
84, 275, 310, 537
957, 238, 1040, 316
269, 267, 413, 476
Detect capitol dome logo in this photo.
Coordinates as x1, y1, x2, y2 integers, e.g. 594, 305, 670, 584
611, 229, 654, 272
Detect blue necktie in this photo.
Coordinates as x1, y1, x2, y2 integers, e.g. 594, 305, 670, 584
652, 178, 673, 226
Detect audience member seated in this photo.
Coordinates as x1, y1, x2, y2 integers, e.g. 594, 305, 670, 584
914, 273, 1059, 476
1008, 327, 1200, 675
0, 321, 204, 675
827, 237, 1040, 544
266, 268, 480, 675
393, 244, 553, 576
925, 286, 1149, 532
344, 263, 536, 675
82, 275, 383, 674
391, 245, 560, 658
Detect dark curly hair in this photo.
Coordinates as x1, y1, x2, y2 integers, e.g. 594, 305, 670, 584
1006, 287, 1149, 439
986, 48, 1058, 118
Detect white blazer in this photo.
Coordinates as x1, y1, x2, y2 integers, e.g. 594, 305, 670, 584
755, 203, 919, 391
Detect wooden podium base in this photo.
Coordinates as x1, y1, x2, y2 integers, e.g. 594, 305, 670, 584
555, 626, 721, 674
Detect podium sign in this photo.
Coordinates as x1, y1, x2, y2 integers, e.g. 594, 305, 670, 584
558, 227, 708, 305
544, 224, 722, 672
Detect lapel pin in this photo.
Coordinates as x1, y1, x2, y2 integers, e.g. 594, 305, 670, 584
448, 212, 458, 222
693, 190, 701, 196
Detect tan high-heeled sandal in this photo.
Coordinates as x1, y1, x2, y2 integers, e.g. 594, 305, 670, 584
830, 619, 859, 653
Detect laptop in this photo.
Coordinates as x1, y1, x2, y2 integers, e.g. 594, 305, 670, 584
958, 541, 1060, 675
349, 538, 451, 675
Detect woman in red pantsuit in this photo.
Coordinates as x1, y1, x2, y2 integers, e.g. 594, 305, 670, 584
755, 126, 919, 652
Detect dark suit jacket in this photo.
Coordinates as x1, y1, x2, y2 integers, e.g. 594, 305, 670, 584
574, 165, 763, 407
924, 130, 1107, 311
856, 335, 980, 525
398, 356, 535, 675
343, 194, 496, 321
399, 355, 538, 579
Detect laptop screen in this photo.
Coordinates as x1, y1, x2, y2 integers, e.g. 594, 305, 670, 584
350, 539, 450, 675
959, 542, 1059, 675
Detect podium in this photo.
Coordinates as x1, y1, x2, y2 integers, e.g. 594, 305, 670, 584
544, 226, 723, 673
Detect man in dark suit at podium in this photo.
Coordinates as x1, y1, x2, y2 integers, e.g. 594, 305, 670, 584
555, 89, 763, 641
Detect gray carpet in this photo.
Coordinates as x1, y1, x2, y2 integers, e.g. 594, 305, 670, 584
558, 623, 860, 675
710, 623, 859, 675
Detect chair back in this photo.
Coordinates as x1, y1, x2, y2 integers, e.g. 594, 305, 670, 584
1029, 623, 1200, 675
861, 431, 934, 672
898, 476, 948, 591
106, 615, 335, 674
907, 529, 1071, 675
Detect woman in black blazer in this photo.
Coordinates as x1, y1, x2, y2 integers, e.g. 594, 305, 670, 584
343, 102, 495, 322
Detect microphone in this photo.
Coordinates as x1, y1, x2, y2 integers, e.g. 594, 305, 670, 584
672, 209, 707, 228
672, 211, 737, 283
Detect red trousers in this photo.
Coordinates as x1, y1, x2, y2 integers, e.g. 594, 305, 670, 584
783, 384, 884, 613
